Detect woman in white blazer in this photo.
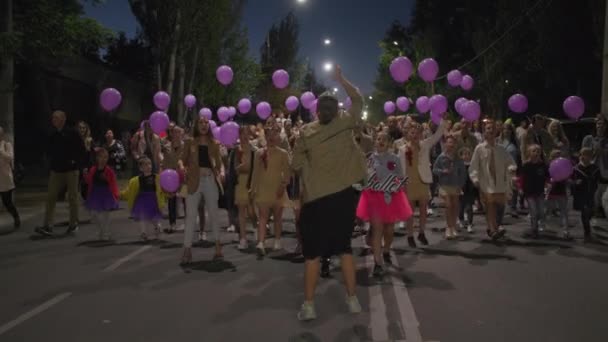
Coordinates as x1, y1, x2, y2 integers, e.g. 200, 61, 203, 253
0, 126, 20, 229
398, 117, 448, 247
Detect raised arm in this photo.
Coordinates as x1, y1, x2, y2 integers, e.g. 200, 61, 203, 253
335, 65, 363, 127
422, 118, 448, 148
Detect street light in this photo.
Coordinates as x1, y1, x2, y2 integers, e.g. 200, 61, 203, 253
369, 96, 373, 100
324, 38, 332, 46
393, 41, 399, 46
333, 87, 339, 93
362, 111, 369, 120
296, 0, 307, 4
323, 62, 333, 72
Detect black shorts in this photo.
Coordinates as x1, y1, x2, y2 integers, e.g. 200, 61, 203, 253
300, 187, 357, 260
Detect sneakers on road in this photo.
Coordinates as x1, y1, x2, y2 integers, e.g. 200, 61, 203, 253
35, 226, 53, 236
66, 225, 79, 235
226, 225, 236, 233
417, 233, 429, 245
237, 239, 248, 250
297, 301, 317, 321
373, 264, 385, 278
346, 295, 362, 314
256, 242, 265, 257
273, 239, 282, 251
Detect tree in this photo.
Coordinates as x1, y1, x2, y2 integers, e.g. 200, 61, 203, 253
104, 32, 153, 81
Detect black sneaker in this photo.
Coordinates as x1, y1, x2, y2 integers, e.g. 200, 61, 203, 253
417, 233, 429, 245
35, 226, 53, 236
66, 225, 79, 235
320, 259, 331, 278
407, 236, 417, 248
373, 264, 385, 278
383, 252, 392, 265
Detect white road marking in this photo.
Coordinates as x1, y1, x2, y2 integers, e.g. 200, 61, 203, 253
366, 254, 390, 342
104, 246, 152, 272
0, 292, 72, 336
390, 251, 426, 342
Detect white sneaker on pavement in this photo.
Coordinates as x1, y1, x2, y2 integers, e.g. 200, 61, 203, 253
297, 302, 317, 321
273, 239, 282, 251
237, 239, 248, 250
226, 225, 236, 233
346, 296, 362, 314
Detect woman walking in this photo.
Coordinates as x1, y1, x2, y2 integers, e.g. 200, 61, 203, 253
0, 126, 20, 229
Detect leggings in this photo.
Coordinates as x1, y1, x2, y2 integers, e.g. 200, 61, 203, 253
184, 175, 219, 247
1, 189, 19, 220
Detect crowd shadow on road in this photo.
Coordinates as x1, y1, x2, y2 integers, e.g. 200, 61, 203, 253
186, 259, 237, 273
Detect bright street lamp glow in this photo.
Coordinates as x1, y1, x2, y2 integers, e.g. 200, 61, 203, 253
296, 0, 307, 4
333, 87, 339, 93
324, 38, 332, 46
339, 102, 344, 107
369, 96, 373, 100
362, 111, 369, 120
323, 62, 333, 72
393, 41, 399, 46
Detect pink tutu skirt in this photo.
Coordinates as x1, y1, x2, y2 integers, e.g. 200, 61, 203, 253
356, 190, 413, 224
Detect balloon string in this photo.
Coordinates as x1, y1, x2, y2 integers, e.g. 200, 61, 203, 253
435, 0, 551, 80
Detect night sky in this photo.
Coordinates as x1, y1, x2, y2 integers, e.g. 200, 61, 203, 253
83, 0, 414, 96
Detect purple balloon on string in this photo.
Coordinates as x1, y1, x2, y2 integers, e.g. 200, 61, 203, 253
430, 110, 443, 125
418, 58, 439, 82
217, 106, 230, 122
199, 108, 212, 120
455, 97, 468, 114
153, 91, 171, 110
184, 94, 196, 109
384, 101, 396, 115
149, 111, 170, 134
228, 106, 237, 118
212, 126, 221, 140
216, 65, 234, 86
429, 94, 448, 114
396, 97, 410, 112
285, 96, 299, 112
344, 97, 352, 110
390, 56, 413, 83
100, 88, 122, 111
208, 120, 217, 129
447, 70, 463, 87
160, 169, 180, 193
549, 157, 574, 182
219, 121, 239, 146
460, 75, 474, 91
256, 102, 272, 120
563, 96, 585, 120
508, 94, 528, 113
309, 100, 318, 115
301, 92, 316, 109
272, 69, 290, 89
237, 99, 252, 114
461, 101, 481, 122
416, 96, 430, 114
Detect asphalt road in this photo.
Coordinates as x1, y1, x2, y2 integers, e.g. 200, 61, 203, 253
1, 194, 608, 342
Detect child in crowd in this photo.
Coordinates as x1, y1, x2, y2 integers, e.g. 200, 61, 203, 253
572, 148, 601, 241
520, 144, 549, 238
458, 147, 476, 233
121, 157, 166, 241
84, 148, 119, 240
356, 132, 412, 277
546, 150, 570, 239
433, 136, 467, 239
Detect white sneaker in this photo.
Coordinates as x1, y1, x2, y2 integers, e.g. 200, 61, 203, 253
293, 243, 302, 255
199, 231, 208, 241
467, 224, 474, 234
273, 239, 282, 251
237, 239, 248, 250
452, 229, 459, 238
445, 230, 454, 240
297, 301, 317, 321
345, 296, 362, 314
427, 208, 434, 216
256, 241, 266, 255
226, 225, 236, 233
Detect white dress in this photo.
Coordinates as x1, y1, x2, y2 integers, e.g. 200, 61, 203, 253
0, 140, 15, 192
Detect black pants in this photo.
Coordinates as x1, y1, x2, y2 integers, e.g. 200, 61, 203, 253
168, 197, 186, 226
581, 206, 593, 235
1, 190, 19, 221
459, 194, 475, 225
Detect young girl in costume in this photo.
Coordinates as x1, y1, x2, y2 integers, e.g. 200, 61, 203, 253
85, 148, 119, 240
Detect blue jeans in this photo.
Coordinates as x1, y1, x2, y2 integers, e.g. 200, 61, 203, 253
526, 196, 545, 232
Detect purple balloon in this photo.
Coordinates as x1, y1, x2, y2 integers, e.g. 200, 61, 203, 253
184, 94, 196, 109
460, 75, 474, 91
344, 97, 352, 110
429, 94, 448, 114
508, 94, 528, 114
211, 126, 221, 140
447, 70, 463, 87
390, 56, 413, 83
217, 106, 230, 122
256, 102, 272, 120
100, 88, 122, 111
153, 91, 171, 110
228, 106, 237, 118
418, 58, 439, 82
208, 119, 217, 129
563, 96, 585, 120
219, 121, 239, 146
430, 110, 442, 126
301, 92, 316, 109
309, 100, 318, 115
216, 65, 234, 86
549, 157, 574, 182
384, 101, 396, 115
455, 97, 468, 114
160, 169, 180, 193
461, 101, 481, 122
149, 111, 170, 134
396, 97, 410, 112
199, 108, 212, 120
416, 96, 430, 113
272, 69, 290, 89
237, 99, 252, 114
285, 96, 299, 112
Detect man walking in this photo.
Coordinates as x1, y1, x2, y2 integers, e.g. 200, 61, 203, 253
35, 110, 86, 236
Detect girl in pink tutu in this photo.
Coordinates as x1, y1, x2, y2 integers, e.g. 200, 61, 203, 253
85, 148, 119, 240
121, 157, 166, 241
357, 132, 412, 277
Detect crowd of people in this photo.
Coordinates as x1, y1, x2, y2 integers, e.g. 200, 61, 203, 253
3, 67, 608, 321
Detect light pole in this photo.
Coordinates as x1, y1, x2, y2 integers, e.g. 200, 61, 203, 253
602, 1, 608, 118
324, 38, 332, 46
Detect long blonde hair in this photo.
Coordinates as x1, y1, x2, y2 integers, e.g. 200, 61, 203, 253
524, 144, 542, 163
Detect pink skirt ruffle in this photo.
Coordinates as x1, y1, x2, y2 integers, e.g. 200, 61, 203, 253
356, 190, 413, 224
